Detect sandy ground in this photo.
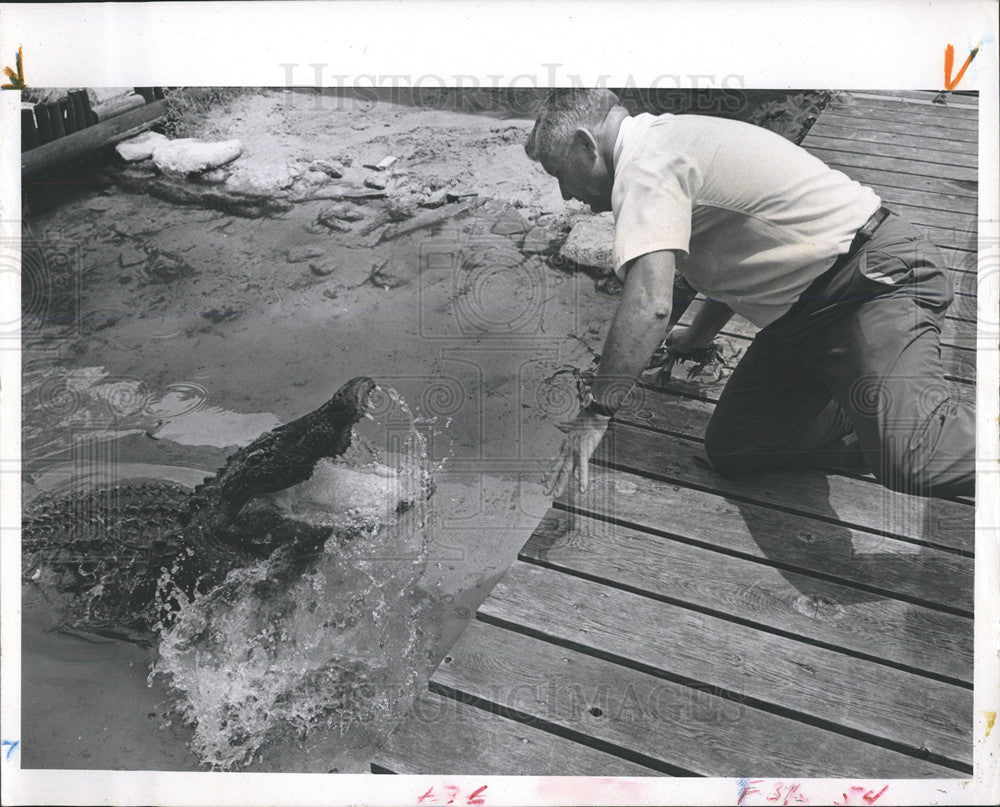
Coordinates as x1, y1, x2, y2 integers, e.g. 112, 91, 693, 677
21, 89, 619, 771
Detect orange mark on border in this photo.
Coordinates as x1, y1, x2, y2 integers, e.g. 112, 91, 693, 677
2, 45, 26, 90
985, 710, 997, 739
944, 41, 981, 91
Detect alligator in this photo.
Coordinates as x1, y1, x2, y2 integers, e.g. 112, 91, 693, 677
23, 376, 380, 637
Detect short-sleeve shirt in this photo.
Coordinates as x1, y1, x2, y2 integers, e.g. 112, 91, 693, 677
611, 113, 882, 328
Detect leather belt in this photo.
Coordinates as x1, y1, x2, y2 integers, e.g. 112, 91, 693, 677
847, 206, 892, 256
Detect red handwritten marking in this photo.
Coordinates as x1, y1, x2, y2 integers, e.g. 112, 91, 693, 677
416, 785, 488, 806
944, 41, 982, 91
864, 786, 889, 805
833, 785, 889, 806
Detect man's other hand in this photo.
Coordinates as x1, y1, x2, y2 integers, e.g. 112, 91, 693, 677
543, 411, 612, 498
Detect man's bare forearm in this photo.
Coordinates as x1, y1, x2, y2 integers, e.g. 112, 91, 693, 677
591, 251, 677, 409
683, 296, 735, 349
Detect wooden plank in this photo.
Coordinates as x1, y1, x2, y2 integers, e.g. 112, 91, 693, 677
523, 510, 973, 680
433, 619, 961, 777
809, 121, 980, 159
372, 690, 658, 776
847, 91, 979, 110
841, 93, 979, 113
555, 463, 974, 611
912, 222, 977, 253
594, 423, 975, 553
805, 134, 978, 169
876, 203, 978, 235
820, 162, 978, 200
23, 97, 160, 178
818, 112, 978, 145
478, 563, 973, 767
805, 147, 978, 183
827, 100, 978, 130
872, 184, 976, 217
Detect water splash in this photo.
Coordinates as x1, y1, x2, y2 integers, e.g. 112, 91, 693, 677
151, 389, 436, 770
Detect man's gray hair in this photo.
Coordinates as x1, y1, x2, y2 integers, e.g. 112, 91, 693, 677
525, 88, 621, 168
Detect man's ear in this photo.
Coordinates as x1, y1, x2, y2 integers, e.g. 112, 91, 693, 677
572, 127, 600, 161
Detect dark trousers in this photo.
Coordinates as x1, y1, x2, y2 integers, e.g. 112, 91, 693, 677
703, 213, 975, 499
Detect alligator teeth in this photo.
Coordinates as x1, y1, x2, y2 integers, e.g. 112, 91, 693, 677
364, 412, 375, 421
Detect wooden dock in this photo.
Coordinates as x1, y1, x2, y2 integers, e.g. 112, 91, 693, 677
373, 91, 978, 777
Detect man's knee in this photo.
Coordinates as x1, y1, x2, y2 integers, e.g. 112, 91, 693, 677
872, 453, 930, 495
703, 422, 750, 476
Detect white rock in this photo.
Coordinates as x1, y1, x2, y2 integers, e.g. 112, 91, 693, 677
559, 215, 615, 272
223, 163, 297, 195
115, 131, 169, 162
151, 138, 243, 176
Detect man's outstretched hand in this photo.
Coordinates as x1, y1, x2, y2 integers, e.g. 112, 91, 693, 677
543, 411, 611, 498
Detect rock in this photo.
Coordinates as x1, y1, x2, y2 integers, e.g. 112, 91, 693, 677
224, 163, 296, 195
191, 167, 232, 184
304, 222, 329, 235
286, 246, 326, 264
522, 225, 562, 254
309, 260, 337, 276
322, 288, 339, 300
116, 131, 169, 162
363, 174, 388, 191
367, 258, 412, 289
595, 275, 623, 295
446, 187, 477, 203
85, 197, 115, 212
146, 251, 196, 283
151, 138, 243, 176
317, 217, 352, 233
491, 207, 531, 236
559, 215, 615, 272
318, 203, 364, 223
386, 198, 416, 222
419, 189, 448, 208
300, 170, 331, 187
119, 245, 146, 268
362, 155, 397, 171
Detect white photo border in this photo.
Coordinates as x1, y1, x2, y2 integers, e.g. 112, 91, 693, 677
1, 1, 998, 805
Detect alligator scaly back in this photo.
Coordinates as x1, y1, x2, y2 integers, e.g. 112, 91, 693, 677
24, 377, 379, 634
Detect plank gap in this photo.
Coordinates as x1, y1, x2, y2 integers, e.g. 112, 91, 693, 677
550, 500, 973, 620
427, 680, 693, 776
589, 453, 974, 559
473, 612, 973, 775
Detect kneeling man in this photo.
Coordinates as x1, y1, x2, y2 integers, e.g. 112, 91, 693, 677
529, 89, 974, 500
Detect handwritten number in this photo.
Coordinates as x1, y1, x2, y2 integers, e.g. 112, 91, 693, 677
2, 740, 20, 761
467, 786, 488, 805
864, 786, 889, 805
418, 787, 436, 804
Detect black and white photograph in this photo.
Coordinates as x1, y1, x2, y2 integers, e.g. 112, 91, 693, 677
2, 3, 998, 806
